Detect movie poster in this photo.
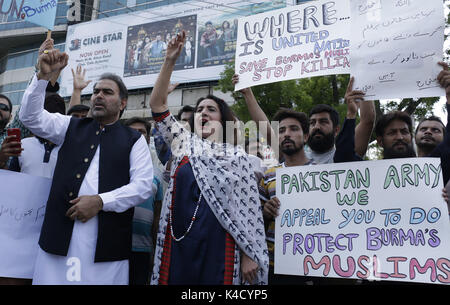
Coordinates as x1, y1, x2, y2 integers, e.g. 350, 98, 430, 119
60, 0, 294, 97
197, 1, 286, 68
124, 15, 197, 77
196, 17, 238, 68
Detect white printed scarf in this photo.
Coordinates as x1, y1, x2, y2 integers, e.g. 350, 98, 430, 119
150, 112, 269, 285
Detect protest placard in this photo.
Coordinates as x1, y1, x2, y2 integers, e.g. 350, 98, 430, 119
60, 0, 292, 97
275, 158, 450, 284
350, 0, 445, 100
234, 0, 351, 91
0, 0, 57, 29
0, 170, 51, 279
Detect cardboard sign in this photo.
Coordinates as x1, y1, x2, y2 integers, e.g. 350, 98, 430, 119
60, 0, 293, 97
0, 170, 51, 278
275, 158, 450, 284
235, 0, 351, 90
350, 0, 445, 99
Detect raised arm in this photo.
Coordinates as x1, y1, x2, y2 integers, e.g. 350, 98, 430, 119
429, 62, 450, 184
437, 61, 450, 106
355, 100, 375, 157
0, 38, 57, 144
334, 77, 363, 163
231, 74, 278, 158
150, 31, 185, 113
69, 64, 92, 111
347, 77, 375, 157
19, 48, 71, 145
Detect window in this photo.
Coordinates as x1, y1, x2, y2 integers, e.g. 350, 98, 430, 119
2, 43, 65, 71
0, 81, 28, 105
0, 0, 69, 31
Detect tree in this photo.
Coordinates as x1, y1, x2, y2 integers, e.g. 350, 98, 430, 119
217, 61, 351, 125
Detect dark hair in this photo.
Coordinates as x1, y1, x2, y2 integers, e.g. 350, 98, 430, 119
415, 116, 446, 136
205, 21, 213, 26
309, 104, 339, 128
188, 94, 238, 144
0, 94, 12, 113
67, 104, 90, 116
375, 111, 413, 137
177, 105, 194, 120
95, 73, 128, 118
46, 81, 60, 93
97, 73, 128, 100
123, 117, 152, 135
44, 95, 66, 115
273, 108, 309, 135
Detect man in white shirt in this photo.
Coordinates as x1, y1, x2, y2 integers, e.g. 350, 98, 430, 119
19, 48, 154, 285
9, 82, 67, 178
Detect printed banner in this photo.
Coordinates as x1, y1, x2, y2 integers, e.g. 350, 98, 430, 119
22, 0, 57, 30
0, 0, 57, 30
0, 170, 51, 279
60, 0, 293, 97
350, 0, 445, 100
275, 158, 450, 284
234, 0, 351, 91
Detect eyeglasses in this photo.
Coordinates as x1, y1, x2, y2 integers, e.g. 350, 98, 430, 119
0, 104, 10, 112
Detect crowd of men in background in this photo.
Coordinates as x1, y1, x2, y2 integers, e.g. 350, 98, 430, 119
0, 37, 448, 285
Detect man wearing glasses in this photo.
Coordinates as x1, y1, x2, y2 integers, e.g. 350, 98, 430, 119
0, 94, 13, 139
0, 94, 32, 169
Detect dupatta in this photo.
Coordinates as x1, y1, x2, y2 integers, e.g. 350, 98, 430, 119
150, 111, 269, 285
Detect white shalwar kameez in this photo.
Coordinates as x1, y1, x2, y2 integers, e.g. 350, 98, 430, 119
19, 75, 154, 285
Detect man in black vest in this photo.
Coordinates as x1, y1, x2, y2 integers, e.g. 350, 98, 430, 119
19, 48, 154, 284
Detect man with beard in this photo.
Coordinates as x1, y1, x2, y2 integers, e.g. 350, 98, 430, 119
415, 116, 445, 157
0, 94, 12, 134
307, 77, 375, 164
19, 48, 154, 284
375, 111, 417, 159
231, 75, 374, 164
259, 93, 362, 284
259, 109, 313, 284
0, 94, 32, 168
376, 62, 450, 163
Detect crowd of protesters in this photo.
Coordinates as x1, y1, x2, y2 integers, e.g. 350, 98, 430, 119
0, 30, 448, 285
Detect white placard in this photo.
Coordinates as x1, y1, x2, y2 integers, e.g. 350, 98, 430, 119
350, 0, 445, 100
0, 170, 51, 278
275, 158, 450, 284
234, 0, 351, 91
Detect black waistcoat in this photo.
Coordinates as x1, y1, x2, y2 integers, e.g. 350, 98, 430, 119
38, 117, 141, 262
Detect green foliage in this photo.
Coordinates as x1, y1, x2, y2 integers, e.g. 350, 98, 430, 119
217, 61, 351, 125
218, 59, 443, 129
380, 97, 440, 121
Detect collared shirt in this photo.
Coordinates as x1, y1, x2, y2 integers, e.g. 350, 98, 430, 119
9, 137, 60, 179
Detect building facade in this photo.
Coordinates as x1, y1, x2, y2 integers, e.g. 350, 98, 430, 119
0, 0, 308, 119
